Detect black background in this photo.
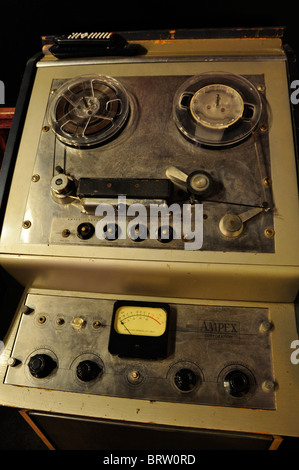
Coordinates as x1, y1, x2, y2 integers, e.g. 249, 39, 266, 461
0, 0, 298, 105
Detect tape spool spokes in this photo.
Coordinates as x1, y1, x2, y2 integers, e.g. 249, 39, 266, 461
48, 74, 130, 148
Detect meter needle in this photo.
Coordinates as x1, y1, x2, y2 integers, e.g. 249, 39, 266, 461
120, 320, 132, 335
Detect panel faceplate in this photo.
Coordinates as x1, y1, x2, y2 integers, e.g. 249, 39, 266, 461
5, 293, 275, 410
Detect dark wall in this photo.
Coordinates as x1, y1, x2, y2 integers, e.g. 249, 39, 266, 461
0, 1, 298, 105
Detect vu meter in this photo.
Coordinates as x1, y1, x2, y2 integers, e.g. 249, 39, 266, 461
114, 305, 167, 336
108, 301, 170, 359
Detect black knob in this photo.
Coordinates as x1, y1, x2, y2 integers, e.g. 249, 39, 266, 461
157, 225, 174, 243
103, 223, 120, 240
28, 354, 57, 378
77, 222, 95, 240
76, 360, 101, 382
223, 370, 250, 397
174, 368, 197, 392
129, 224, 148, 242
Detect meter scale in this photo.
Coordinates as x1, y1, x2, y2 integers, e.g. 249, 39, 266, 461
114, 306, 167, 337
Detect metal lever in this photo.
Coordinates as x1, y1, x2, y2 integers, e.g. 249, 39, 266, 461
166, 166, 214, 197
219, 207, 265, 238
165, 166, 188, 191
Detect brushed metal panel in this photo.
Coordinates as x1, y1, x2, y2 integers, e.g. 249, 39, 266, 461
5, 292, 275, 410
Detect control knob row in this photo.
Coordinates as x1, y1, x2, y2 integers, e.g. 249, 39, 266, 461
27, 356, 250, 397
77, 222, 174, 243
173, 367, 250, 397
28, 355, 101, 382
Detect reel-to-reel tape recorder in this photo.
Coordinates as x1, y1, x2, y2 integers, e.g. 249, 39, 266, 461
0, 30, 299, 448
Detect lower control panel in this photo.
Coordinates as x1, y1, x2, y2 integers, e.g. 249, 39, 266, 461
5, 293, 276, 410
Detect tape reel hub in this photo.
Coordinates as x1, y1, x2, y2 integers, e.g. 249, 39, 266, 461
190, 84, 244, 129
173, 72, 262, 147
49, 74, 130, 147
72, 96, 100, 119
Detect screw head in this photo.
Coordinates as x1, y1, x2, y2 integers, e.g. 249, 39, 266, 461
259, 320, 273, 333
264, 227, 275, 238
62, 229, 70, 238
22, 220, 31, 229
262, 380, 276, 392
129, 370, 141, 382
32, 174, 40, 182
263, 177, 272, 186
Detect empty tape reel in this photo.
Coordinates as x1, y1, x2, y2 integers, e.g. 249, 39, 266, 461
48, 74, 130, 147
173, 72, 262, 147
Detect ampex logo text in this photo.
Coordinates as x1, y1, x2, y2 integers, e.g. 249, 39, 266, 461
0, 80, 4, 104
198, 320, 240, 339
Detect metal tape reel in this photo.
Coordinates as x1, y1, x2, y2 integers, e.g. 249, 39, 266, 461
48, 74, 130, 148
173, 72, 262, 147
